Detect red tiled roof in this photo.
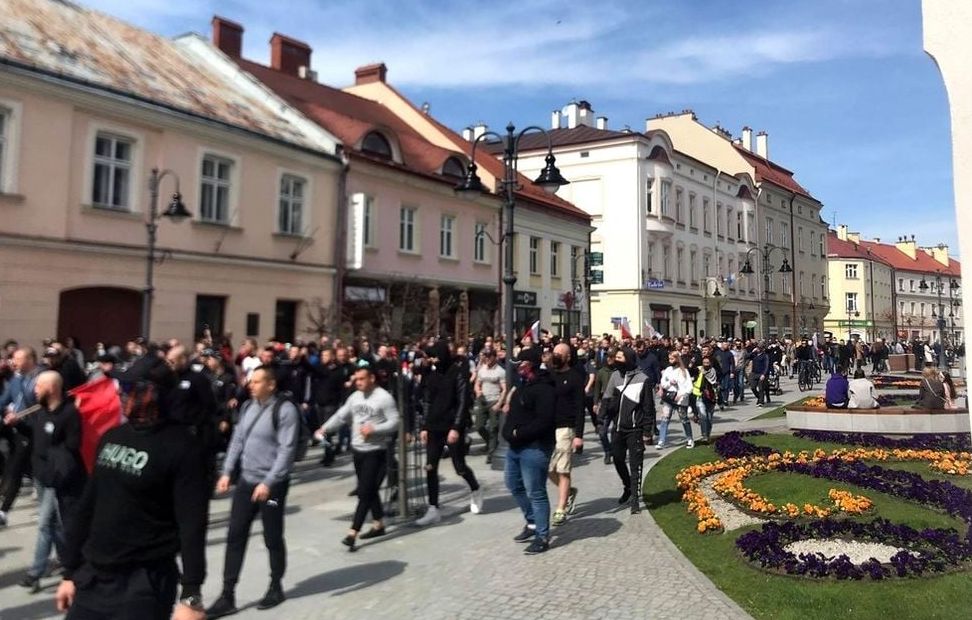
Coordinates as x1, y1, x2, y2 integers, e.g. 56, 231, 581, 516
858, 239, 961, 277
380, 84, 591, 223
236, 59, 465, 182
827, 231, 894, 267
734, 146, 814, 200
486, 125, 634, 153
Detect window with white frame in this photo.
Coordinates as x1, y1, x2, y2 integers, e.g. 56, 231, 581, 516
399, 206, 416, 252
646, 242, 655, 274
660, 181, 671, 216
570, 246, 579, 280
846, 292, 858, 313
798, 227, 805, 252
768, 270, 775, 292
689, 194, 697, 228
799, 272, 805, 296
728, 258, 735, 288
704, 254, 711, 277
736, 210, 743, 239
690, 250, 698, 282
646, 176, 654, 214
703, 198, 711, 232
675, 187, 683, 223
898, 277, 904, 291
910, 301, 916, 315
529, 236, 541, 274
726, 207, 734, 240
811, 274, 817, 298
845, 263, 858, 279
819, 233, 825, 256
363, 196, 375, 247
278, 174, 305, 235
910, 279, 915, 292
663, 245, 671, 279
920, 302, 925, 317
200, 154, 232, 223
550, 241, 560, 277
780, 222, 789, 248
0, 107, 8, 191
821, 275, 827, 299
676, 247, 684, 281
439, 215, 455, 258
716, 203, 724, 236
765, 218, 773, 245
92, 132, 133, 209
474, 222, 488, 262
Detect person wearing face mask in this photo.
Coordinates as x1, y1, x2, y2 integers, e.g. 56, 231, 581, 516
599, 348, 656, 514
503, 346, 556, 554
548, 343, 585, 527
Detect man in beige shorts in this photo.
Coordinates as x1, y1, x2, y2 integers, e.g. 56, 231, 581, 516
548, 343, 585, 526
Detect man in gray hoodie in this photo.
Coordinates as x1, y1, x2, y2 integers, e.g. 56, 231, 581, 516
207, 366, 299, 618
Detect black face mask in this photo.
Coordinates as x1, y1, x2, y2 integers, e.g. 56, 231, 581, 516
551, 354, 567, 369
38, 394, 50, 409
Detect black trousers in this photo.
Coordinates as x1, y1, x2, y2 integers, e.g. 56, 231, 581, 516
67, 560, 178, 620
611, 430, 645, 499
425, 429, 478, 507
223, 478, 289, 591
352, 450, 387, 530
0, 427, 30, 512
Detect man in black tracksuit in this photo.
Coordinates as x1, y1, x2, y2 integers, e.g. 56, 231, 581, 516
600, 348, 656, 514
415, 341, 482, 526
56, 354, 209, 620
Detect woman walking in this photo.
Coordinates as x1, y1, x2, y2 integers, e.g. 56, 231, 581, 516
656, 352, 694, 449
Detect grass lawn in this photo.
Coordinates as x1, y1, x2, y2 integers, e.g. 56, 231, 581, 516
644, 433, 972, 620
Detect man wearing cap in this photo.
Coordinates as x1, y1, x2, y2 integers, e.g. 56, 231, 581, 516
55, 353, 209, 620
503, 346, 556, 554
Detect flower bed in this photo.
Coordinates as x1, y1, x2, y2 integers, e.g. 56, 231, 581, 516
871, 375, 922, 390
736, 518, 972, 580
793, 430, 972, 453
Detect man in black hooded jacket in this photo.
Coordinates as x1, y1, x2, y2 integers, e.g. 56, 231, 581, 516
414, 341, 482, 526
600, 348, 656, 514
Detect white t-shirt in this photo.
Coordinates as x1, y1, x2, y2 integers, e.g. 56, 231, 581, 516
477, 363, 506, 402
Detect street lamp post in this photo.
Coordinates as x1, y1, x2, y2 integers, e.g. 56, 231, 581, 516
456, 124, 569, 390
920, 271, 950, 370
740, 245, 793, 340
142, 168, 191, 342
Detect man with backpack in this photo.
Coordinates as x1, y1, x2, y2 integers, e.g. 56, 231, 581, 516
206, 366, 300, 618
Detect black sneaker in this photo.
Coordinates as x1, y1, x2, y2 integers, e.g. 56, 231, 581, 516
603, 454, 612, 465
341, 535, 357, 552
513, 526, 536, 542
205, 593, 238, 619
485, 454, 493, 465
524, 539, 550, 555
347, 488, 359, 497
618, 489, 631, 505
257, 582, 285, 610
630, 497, 642, 514
358, 527, 386, 540
19, 575, 40, 594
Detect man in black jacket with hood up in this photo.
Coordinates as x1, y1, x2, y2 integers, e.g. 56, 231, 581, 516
600, 348, 656, 514
414, 341, 482, 527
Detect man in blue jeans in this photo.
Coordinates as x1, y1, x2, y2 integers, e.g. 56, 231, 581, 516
502, 347, 556, 555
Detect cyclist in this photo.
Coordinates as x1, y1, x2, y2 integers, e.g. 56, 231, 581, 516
793, 338, 816, 388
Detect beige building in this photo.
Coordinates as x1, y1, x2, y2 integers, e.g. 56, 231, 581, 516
0, 1, 342, 353
824, 227, 896, 342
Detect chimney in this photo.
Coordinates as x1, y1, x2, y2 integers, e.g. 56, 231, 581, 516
596, 116, 608, 130
577, 100, 594, 127
755, 131, 769, 159
847, 232, 860, 244
741, 126, 752, 151
270, 33, 311, 77
354, 62, 387, 85
298, 65, 317, 81
212, 16, 243, 58
873, 237, 880, 243
932, 244, 950, 266
551, 109, 562, 129
473, 122, 488, 140
837, 225, 848, 241
895, 235, 917, 260
565, 101, 580, 129
461, 127, 474, 141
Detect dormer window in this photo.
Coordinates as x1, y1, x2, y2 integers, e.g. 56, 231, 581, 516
361, 131, 393, 160
442, 156, 465, 179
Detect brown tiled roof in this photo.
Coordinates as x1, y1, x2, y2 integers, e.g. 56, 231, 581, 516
485, 125, 634, 153
858, 239, 961, 277
380, 84, 591, 223
236, 59, 464, 182
0, 0, 326, 152
734, 146, 814, 200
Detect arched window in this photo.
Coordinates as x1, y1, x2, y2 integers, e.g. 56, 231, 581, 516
442, 156, 466, 179
361, 131, 393, 159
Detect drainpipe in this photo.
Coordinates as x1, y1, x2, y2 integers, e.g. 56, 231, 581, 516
333, 147, 350, 331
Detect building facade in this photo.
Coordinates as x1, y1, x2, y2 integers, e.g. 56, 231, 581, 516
210, 20, 501, 343
0, 1, 342, 353
825, 227, 896, 341
648, 111, 832, 339
342, 70, 594, 338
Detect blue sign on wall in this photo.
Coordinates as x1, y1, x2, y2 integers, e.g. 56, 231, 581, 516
645, 278, 665, 289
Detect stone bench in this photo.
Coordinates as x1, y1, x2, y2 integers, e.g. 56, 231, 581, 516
786, 406, 971, 434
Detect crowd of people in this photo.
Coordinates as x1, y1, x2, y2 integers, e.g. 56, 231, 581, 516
0, 328, 964, 618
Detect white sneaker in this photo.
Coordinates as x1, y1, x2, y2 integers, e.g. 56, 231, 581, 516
655, 443, 665, 450
0, 510, 7, 527
686, 439, 695, 449
414, 505, 442, 526
470, 488, 484, 514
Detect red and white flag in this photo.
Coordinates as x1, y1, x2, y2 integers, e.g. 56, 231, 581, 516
644, 319, 660, 340
619, 317, 634, 340
69, 376, 123, 474
522, 320, 540, 342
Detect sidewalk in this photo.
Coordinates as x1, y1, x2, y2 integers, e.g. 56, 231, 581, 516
0, 380, 806, 620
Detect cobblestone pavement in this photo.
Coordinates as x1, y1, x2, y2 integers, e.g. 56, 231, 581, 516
0, 380, 806, 620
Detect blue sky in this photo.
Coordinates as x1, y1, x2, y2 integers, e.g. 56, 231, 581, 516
84, 0, 958, 252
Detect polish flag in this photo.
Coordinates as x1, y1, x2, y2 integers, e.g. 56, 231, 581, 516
644, 319, 660, 340
619, 317, 634, 340
69, 376, 123, 474
522, 320, 540, 342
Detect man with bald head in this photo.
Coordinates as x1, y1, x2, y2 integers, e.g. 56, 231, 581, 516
6, 370, 84, 592
548, 342, 585, 526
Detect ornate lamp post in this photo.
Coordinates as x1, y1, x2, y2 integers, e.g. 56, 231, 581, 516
740, 245, 793, 339
142, 168, 191, 341
456, 124, 569, 388
920, 271, 949, 369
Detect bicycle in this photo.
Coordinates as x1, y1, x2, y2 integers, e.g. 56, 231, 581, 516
797, 360, 814, 392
